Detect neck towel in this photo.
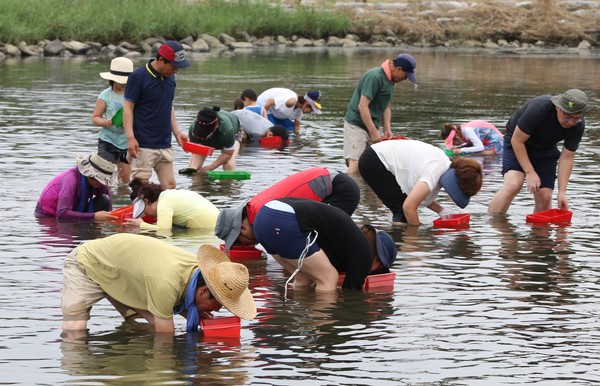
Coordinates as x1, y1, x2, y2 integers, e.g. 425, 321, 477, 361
381, 59, 393, 81
173, 270, 200, 332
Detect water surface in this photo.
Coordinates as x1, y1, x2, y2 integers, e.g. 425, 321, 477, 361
1, 47, 599, 385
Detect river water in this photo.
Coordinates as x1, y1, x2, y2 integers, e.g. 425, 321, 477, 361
1, 47, 599, 385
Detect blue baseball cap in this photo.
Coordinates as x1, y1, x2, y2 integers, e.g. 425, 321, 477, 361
393, 53, 417, 83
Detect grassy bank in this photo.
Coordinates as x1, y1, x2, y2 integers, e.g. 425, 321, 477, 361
0, 0, 350, 45
0, 0, 597, 46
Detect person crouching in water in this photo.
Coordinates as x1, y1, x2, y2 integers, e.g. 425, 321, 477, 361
252, 198, 397, 292
35, 153, 117, 221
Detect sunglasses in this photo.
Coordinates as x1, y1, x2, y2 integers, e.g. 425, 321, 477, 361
560, 109, 584, 124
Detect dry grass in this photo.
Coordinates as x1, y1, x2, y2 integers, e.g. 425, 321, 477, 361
330, 0, 599, 45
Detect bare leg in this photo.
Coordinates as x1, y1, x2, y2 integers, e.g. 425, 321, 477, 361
533, 187, 553, 212
274, 250, 339, 292
488, 170, 525, 214
187, 153, 206, 170
118, 162, 131, 184
347, 159, 360, 176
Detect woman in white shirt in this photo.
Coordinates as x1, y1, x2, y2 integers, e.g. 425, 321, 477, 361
358, 139, 483, 225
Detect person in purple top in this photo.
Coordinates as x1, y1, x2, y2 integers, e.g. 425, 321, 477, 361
35, 153, 117, 221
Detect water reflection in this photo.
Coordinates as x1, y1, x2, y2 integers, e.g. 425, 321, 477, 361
1, 49, 600, 384
60, 329, 254, 385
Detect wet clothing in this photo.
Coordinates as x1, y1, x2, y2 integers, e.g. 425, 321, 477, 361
253, 198, 371, 290
62, 234, 197, 321
124, 60, 176, 149
139, 189, 219, 231
502, 95, 584, 179
246, 168, 360, 224
188, 110, 241, 150
35, 167, 112, 220
459, 120, 503, 154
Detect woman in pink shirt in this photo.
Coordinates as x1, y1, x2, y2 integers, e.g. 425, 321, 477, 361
35, 153, 117, 220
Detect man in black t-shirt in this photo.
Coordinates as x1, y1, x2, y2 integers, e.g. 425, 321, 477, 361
488, 89, 592, 214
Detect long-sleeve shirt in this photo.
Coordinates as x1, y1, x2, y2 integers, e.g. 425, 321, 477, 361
35, 167, 112, 220
278, 197, 371, 290
139, 189, 219, 231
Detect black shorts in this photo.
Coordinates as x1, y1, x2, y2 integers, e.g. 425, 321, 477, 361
98, 139, 128, 164
502, 146, 560, 189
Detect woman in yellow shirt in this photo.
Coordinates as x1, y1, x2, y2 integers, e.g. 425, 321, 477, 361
126, 178, 219, 231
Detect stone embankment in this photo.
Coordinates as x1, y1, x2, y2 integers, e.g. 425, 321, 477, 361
0, 0, 597, 61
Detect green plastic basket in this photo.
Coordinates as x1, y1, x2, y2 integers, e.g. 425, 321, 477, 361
112, 108, 124, 128
206, 170, 251, 180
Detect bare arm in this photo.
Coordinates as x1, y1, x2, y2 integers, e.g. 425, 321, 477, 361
402, 181, 431, 225
91, 99, 112, 127
170, 106, 188, 146
382, 104, 392, 138
123, 99, 139, 158
200, 149, 234, 172
261, 98, 275, 118
556, 146, 575, 210
357, 95, 381, 143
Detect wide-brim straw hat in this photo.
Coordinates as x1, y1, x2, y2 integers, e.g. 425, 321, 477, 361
196, 244, 257, 320
100, 57, 134, 84
76, 153, 117, 187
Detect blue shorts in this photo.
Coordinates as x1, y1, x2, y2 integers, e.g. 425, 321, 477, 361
266, 114, 294, 131
502, 146, 560, 189
253, 204, 320, 259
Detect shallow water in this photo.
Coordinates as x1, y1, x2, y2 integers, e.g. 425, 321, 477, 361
1, 47, 599, 385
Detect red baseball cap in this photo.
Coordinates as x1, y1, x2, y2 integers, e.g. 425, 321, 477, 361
157, 40, 190, 68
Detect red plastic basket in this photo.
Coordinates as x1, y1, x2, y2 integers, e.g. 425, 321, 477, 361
433, 213, 470, 228
109, 204, 134, 219
381, 136, 410, 141
219, 244, 263, 259
109, 205, 156, 224
526, 209, 572, 224
201, 316, 241, 337
363, 272, 397, 290
259, 136, 290, 147
182, 141, 215, 156
337, 272, 396, 290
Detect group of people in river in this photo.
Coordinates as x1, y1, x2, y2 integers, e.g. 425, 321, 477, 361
36, 40, 593, 335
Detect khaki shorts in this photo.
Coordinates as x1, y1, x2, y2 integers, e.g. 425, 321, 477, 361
61, 247, 105, 321
128, 147, 174, 181
62, 248, 134, 321
343, 121, 373, 161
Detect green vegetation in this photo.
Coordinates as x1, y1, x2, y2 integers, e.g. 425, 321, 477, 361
0, 0, 596, 46
0, 0, 350, 45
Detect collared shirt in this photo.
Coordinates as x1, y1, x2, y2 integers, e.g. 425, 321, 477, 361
124, 60, 176, 149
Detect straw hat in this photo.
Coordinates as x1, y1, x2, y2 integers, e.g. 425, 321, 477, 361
100, 57, 134, 84
196, 244, 256, 320
76, 153, 117, 187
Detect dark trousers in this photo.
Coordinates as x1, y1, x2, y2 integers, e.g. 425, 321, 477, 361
358, 147, 407, 216
323, 172, 361, 216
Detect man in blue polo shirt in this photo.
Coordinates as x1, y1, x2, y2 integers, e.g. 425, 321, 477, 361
124, 40, 190, 189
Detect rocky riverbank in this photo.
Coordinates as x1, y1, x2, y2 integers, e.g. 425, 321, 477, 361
1, 0, 598, 61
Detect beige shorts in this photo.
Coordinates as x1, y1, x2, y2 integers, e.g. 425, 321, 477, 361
128, 147, 174, 181
61, 247, 105, 321
62, 248, 134, 321
343, 121, 372, 161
